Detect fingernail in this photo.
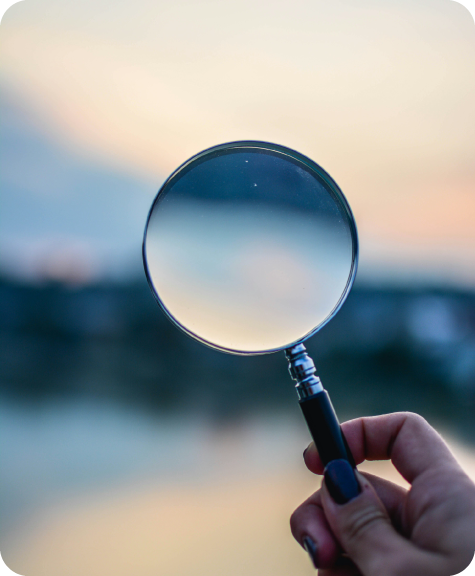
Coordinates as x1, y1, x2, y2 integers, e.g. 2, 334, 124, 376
303, 536, 318, 569
303, 445, 309, 460
324, 459, 361, 504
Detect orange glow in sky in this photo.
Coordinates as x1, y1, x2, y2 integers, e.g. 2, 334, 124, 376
1, 0, 474, 284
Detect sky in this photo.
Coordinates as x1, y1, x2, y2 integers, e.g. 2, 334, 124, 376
0, 0, 474, 285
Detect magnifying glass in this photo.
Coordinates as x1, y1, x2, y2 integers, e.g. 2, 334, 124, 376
143, 141, 358, 469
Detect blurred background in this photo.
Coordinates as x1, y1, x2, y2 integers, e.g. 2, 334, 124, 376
1, 0, 475, 575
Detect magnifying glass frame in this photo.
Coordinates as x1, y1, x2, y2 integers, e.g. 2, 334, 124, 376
142, 140, 359, 356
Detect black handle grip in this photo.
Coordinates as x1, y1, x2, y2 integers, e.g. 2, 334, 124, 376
299, 390, 355, 469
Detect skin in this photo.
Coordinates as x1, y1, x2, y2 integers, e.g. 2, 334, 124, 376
290, 412, 475, 576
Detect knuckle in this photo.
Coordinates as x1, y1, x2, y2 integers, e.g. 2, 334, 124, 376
341, 507, 390, 546
289, 494, 323, 541
395, 412, 431, 444
289, 507, 303, 538
404, 411, 429, 429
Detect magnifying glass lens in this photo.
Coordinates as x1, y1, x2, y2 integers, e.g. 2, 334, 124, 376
143, 142, 357, 354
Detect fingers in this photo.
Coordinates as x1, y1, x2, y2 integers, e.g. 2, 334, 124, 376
304, 442, 323, 474
353, 472, 407, 532
320, 466, 446, 576
290, 489, 341, 569
304, 412, 457, 484
290, 473, 408, 569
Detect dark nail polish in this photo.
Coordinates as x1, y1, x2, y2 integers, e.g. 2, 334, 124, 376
324, 459, 360, 504
303, 536, 318, 569
303, 445, 309, 460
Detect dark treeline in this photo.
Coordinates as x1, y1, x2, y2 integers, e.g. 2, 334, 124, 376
1, 276, 474, 439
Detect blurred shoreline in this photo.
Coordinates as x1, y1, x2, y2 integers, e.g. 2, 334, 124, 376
1, 274, 474, 428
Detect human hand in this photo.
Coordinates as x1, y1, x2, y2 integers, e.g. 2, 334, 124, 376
290, 412, 475, 576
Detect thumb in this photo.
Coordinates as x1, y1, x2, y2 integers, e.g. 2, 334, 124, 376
321, 460, 442, 576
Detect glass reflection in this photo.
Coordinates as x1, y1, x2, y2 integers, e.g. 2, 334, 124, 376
144, 146, 355, 353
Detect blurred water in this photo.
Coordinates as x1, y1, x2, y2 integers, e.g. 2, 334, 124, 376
0, 398, 309, 539
1, 396, 475, 576
2, 276, 475, 574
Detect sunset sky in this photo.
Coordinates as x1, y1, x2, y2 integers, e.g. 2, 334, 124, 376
1, 5, 475, 575
1, 0, 474, 285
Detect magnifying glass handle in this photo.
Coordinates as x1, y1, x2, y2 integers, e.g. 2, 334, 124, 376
285, 344, 356, 469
